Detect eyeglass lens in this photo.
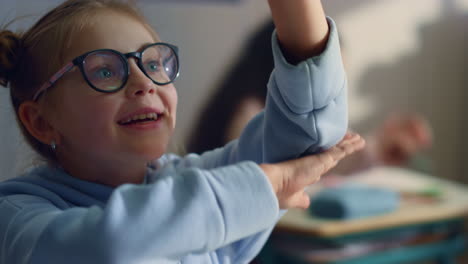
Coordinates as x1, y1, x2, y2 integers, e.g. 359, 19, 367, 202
83, 51, 126, 92
82, 44, 178, 92
142, 44, 178, 84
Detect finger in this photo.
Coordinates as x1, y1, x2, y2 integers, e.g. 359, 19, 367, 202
332, 135, 366, 158
281, 192, 310, 210
334, 134, 364, 153
339, 132, 364, 146
343, 130, 357, 140
313, 138, 365, 174
337, 136, 366, 156
287, 135, 365, 187
286, 151, 334, 188
296, 193, 311, 209
309, 136, 365, 176
306, 150, 341, 178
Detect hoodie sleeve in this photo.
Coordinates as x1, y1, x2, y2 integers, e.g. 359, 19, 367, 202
0, 162, 278, 264
235, 17, 348, 164
183, 17, 347, 169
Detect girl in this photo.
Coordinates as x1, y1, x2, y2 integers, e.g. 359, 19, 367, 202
0, 0, 364, 263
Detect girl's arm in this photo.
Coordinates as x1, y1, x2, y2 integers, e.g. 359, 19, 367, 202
0, 163, 279, 264
0, 135, 363, 264
268, 0, 329, 64
189, 0, 347, 165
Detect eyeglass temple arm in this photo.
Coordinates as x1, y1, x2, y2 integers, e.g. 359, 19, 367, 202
33, 62, 75, 101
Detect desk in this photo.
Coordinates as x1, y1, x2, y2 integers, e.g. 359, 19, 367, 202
258, 167, 468, 264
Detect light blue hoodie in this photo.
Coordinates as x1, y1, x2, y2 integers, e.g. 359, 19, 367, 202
0, 18, 346, 264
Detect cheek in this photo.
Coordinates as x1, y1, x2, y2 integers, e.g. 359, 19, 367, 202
171, 90, 178, 121
55, 96, 119, 146
81, 106, 114, 132
163, 86, 178, 127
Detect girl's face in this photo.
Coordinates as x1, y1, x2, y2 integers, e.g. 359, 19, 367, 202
45, 11, 178, 177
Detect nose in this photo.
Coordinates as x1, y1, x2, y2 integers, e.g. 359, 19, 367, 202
125, 60, 156, 97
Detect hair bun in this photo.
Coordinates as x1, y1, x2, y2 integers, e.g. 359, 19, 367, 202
0, 30, 22, 87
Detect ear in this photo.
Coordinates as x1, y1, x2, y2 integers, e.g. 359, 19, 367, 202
18, 101, 59, 146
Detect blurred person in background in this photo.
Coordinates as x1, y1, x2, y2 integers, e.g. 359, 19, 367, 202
188, 19, 432, 175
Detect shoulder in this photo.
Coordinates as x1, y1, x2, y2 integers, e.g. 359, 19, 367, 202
0, 166, 61, 214
0, 165, 98, 209
0, 165, 53, 197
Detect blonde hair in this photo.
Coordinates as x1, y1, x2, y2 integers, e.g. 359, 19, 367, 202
0, 0, 158, 164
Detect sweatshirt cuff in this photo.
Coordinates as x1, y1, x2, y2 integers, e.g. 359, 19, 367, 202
206, 161, 279, 243
270, 17, 346, 114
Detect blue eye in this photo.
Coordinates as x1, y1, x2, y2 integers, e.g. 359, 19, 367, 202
145, 61, 160, 72
94, 68, 114, 79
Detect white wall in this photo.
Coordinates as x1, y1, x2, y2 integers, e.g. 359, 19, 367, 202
0, 0, 467, 182
0, 0, 62, 178
0, 0, 26, 178
335, 0, 468, 182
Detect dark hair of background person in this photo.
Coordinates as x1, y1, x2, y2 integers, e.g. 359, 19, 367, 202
187, 20, 275, 154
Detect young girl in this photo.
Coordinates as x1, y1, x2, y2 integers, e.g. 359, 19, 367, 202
0, 0, 364, 263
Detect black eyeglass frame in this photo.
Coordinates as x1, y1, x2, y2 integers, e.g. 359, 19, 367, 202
34, 42, 180, 101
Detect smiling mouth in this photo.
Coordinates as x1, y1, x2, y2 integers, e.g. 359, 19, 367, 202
118, 112, 161, 125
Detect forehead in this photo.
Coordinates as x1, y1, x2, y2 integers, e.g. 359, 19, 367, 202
65, 11, 157, 61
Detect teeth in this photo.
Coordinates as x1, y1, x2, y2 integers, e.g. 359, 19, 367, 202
120, 112, 159, 124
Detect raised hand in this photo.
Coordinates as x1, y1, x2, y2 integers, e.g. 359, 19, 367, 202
372, 113, 432, 166
260, 132, 365, 209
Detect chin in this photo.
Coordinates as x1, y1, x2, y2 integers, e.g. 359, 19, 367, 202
124, 136, 171, 163
139, 146, 168, 162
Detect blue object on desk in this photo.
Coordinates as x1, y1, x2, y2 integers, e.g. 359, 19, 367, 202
309, 184, 400, 219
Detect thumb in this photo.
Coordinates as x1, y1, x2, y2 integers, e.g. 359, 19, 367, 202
295, 192, 311, 209
282, 191, 311, 209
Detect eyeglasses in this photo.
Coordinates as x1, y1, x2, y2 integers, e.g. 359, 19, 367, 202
33, 42, 180, 101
